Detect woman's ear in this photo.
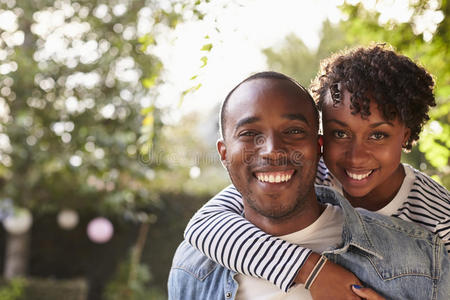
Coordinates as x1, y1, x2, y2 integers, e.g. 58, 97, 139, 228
217, 139, 227, 167
402, 128, 411, 147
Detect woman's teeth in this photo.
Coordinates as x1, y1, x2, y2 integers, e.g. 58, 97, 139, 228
346, 170, 373, 180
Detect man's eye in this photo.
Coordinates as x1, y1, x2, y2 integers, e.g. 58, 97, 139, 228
333, 130, 348, 139
239, 131, 257, 137
370, 132, 388, 140
285, 128, 305, 135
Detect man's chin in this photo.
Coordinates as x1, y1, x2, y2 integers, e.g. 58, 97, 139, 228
246, 194, 301, 218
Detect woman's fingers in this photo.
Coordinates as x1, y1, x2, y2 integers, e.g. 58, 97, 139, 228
351, 285, 385, 300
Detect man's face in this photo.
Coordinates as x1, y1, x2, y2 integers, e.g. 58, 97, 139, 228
218, 78, 320, 222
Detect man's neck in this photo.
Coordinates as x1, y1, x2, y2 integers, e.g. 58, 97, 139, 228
244, 195, 326, 236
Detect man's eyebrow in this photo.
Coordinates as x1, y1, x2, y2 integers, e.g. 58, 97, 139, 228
235, 116, 260, 131
282, 113, 309, 124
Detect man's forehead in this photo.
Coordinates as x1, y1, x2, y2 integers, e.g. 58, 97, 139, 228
227, 78, 308, 110
233, 77, 293, 95
220, 76, 319, 138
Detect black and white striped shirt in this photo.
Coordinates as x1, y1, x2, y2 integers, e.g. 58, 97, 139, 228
184, 159, 450, 292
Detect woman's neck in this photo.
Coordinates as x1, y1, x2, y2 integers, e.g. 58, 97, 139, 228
343, 164, 406, 211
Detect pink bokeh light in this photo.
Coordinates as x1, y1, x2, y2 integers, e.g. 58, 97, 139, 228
87, 217, 114, 243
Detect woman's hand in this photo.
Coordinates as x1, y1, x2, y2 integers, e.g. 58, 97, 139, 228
308, 258, 363, 300
351, 285, 386, 300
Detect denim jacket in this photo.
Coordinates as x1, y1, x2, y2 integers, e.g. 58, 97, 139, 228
168, 186, 450, 300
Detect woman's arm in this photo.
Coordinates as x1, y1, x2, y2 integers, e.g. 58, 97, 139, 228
184, 184, 364, 300
184, 185, 311, 291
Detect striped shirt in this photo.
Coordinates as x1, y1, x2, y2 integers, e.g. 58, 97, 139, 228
184, 159, 450, 292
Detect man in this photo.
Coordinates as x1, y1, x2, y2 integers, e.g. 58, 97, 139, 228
168, 72, 450, 299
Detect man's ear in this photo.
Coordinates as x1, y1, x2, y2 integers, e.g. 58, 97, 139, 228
217, 139, 227, 167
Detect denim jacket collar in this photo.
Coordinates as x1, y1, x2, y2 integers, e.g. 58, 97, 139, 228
314, 185, 383, 259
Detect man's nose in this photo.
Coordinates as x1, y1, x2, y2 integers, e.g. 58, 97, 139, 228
258, 134, 287, 160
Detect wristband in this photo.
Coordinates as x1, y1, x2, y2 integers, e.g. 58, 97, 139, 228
304, 255, 328, 290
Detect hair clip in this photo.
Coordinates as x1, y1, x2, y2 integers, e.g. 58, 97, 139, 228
330, 83, 341, 102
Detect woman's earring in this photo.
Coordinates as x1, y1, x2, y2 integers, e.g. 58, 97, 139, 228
402, 142, 411, 153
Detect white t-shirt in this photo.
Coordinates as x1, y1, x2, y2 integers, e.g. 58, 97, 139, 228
376, 163, 415, 215
235, 204, 344, 300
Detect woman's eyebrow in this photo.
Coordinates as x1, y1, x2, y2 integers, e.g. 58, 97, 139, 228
324, 119, 394, 128
369, 121, 394, 128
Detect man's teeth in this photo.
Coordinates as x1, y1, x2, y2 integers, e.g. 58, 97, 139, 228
256, 172, 292, 183
346, 170, 373, 180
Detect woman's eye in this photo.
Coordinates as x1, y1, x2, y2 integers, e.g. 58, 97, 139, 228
370, 132, 388, 140
333, 130, 348, 139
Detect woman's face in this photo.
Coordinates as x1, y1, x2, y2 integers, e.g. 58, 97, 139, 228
321, 89, 410, 200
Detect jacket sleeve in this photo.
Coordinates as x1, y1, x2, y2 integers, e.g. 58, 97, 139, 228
183, 185, 312, 292
436, 237, 450, 300
168, 268, 202, 300
167, 268, 181, 300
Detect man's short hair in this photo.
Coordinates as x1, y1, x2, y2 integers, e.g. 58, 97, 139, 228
219, 71, 319, 139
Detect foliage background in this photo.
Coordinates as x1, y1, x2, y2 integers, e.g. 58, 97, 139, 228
0, 0, 448, 299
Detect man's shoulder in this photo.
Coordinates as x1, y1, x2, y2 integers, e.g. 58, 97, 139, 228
333, 205, 450, 296
356, 208, 447, 264
315, 185, 443, 246
359, 208, 438, 241
170, 240, 220, 281
333, 208, 450, 299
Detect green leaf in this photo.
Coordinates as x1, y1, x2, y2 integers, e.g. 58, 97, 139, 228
200, 56, 208, 68
138, 34, 155, 52
200, 43, 213, 51
140, 105, 155, 116
179, 83, 202, 106
142, 75, 158, 89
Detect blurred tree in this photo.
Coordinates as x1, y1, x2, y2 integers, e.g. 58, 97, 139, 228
339, 0, 449, 187
263, 34, 317, 87
263, 20, 348, 87
0, 0, 208, 279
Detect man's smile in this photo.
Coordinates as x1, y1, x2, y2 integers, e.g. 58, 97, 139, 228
254, 170, 295, 183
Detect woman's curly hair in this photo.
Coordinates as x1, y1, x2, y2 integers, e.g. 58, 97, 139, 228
310, 44, 436, 151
